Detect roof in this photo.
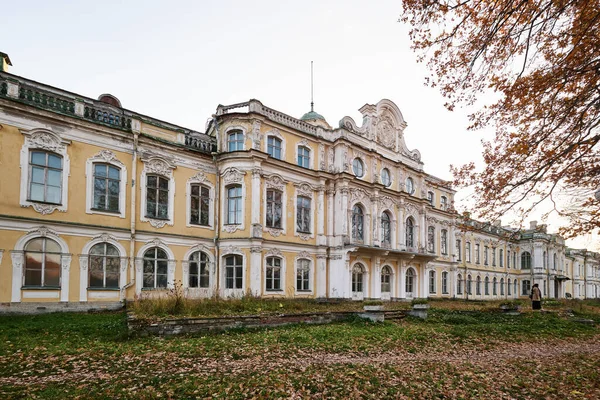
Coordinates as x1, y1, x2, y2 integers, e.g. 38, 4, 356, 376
0, 52, 12, 66
300, 110, 325, 121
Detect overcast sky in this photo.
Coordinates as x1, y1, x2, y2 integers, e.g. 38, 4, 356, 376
4, 0, 597, 250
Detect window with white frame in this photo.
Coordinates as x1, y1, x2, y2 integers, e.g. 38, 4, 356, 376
441, 229, 448, 255
297, 146, 310, 168
427, 191, 434, 206
508, 278, 512, 295
189, 251, 209, 288
266, 256, 282, 291
405, 177, 415, 195
522, 279, 531, 295
406, 268, 415, 293
456, 239, 462, 261
143, 247, 168, 289
521, 252, 532, 269
500, 249, 504, 267
492, 247, 496, 266
484, 246, 489, 265
23, 237, 61, 287
476, 276, 481, 295
427, 226, 435, 253
493, 277, 498, 295
227, 130, 244, 151
466, 242, 471, 263
406, 217, 415, 247
457, 273, 463, 294
352, 158, 364, 178
475, 244, 480, 264
190, 185, 210, 226
381, 212, 391, 245
442, 271, 448, 294
440, 196, 447, 210
429, 270, 436, 293
467, 274, 473, 295
29, 151, 63, 204
92, 163, 120, 213
513, 252, 516, 269
352, 205, 364, 241
267, 136, 282, 159
381, 168, 391, 187
500, 278, 505, 295
89, 242, 120, 288
296, 259, 310, 291
225, 255, 243, 289
507, 250, 511, 268
381, 266, 392, 293
352, 264, 364, 293
484, 276, 490, 295
146, 175, 169, 219
296, 196, 311, 233
226, 185, 242, 224
266, 189, 283, 229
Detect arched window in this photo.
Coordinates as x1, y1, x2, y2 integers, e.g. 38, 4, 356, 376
189, 251, 209, 288
352, 264, 364, 293
381, 168, 391, 187
500, 278, 505, 295
441, 229, 448, 255
405, 177, 415, 195
146, 175, 169, 219
467, 274, 473, 295
484, 276, 490, 295
442, 271, 448, 294
381, 266, 392, 293
92, 163, 121, 212
429, 270, 436, 293
190, 184, 210, 226
24, 238, 61, 287
508, 278, 512, 295
406, 268, 415, 294
427, 226, 435, 253
227, 130, 244, 151
296, 259, 310, 291
476, 276, 482, 295
499, 249, 504, 267
405, 217, 415, 247
266, 189, 283, 229
521, 252, 532, 269
89, 242, 120, 288
266, 256, 282, 291
352, 158, 364, 178
143, 247, 168, 289
514, 279, 518, 295
297, 146, 310, 168
226, 185, 242, 225
457, 273, 463, 294
352, 205, 364, 241
493, 277, 498, 295
267, 137, 282, 159
28, 151, 63, 204
381, 212, 391, 245
225, 255, 243, 289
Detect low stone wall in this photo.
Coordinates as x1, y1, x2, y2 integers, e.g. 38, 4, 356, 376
128, 310, 408, 337
0, 301, 124, 315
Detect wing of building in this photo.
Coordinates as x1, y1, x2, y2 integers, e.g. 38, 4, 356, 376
0, 56, 598, 311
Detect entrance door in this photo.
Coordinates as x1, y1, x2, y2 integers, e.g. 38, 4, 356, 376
554, 279, 560, 299
352, 264, 365, 301
405, 268, 416, 299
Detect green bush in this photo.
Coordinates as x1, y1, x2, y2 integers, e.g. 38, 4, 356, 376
363, 300, 384, 306
411, 298, 429, 306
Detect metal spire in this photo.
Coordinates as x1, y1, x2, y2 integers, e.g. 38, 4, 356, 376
310, 61, 314, 112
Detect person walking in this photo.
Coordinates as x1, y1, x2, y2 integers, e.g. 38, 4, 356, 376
530, 283, 542, 311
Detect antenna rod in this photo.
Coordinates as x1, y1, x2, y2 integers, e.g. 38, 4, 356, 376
310, 61, 314, 112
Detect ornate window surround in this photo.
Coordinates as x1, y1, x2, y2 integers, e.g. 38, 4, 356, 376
263, 174, 287, 237
225, 125, 247, 151
11, 227, 71, 302
294, 182, 315, 241
134, 239, 176, 294
182, 244, 215, 297
85, 150, 127, 219
295, 138, 313, 169
19, 128, 71, 215
351, 261, 368, 300
294, 252, 314, 295
79, 234, 128, 301
139, 153, 176, 229
263, 248, 286, 294
352, 151, 368, 180
380, 167, 393, 187
220, 245, 245, 297
221, 167, 247, 233
264, 129, 286, 160
185, 171, 215, 229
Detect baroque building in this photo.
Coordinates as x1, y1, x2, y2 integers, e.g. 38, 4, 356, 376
0, 55, 598, 309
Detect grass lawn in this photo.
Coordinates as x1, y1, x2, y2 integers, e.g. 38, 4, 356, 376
1, 300, 599, 399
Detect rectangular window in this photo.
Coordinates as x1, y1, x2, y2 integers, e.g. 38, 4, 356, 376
492, 247, 496, 266
190, 185, 210, 226
267, 137, 282, 159
296, 259, 310, 291
297, 146, 310, 168
500, 249, 504, 267
296, 196, 311, 233
484, 246, 488, 265
466, 242, 471, 263
266, 257, 282, 291
225, 255, 243, 289
442, 271, 448, 294
475, 244, 480, 264
507, 250, 511, 268
441, 230, 448, 255
456, 239, 462, 261
266, 189, 283, 229
522, 279, 531, 296
226, 186, 242, 225
429, 271, 436, 293
146, 175, 169, 219
93, 163, 120, 212
29, 151, 63, 204
227, 131, 244, 151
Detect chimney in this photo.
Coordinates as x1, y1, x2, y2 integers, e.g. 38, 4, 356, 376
493, 219, 502, 227
529, 220, 538, 230
0, 52, 12, 72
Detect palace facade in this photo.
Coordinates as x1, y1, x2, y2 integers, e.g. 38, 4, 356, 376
1, 56, 599, 309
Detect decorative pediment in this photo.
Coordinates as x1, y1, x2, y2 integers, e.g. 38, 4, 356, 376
379, 195, 396, 211
90, 150, 125, 167
222, 167, 246, 185
265, 128, 283, 139
141, 152, 176, 177
264, 174, 287, 191
188, 171, 210, 184
146, 238, 167, 248
294, 182, 313, 197
265, 248, 282, 257
27, 226, 59, 238
221, 245, 242, 255
22, 129, 70, 152
349, 187, 371, 206
92, 233, 119, 243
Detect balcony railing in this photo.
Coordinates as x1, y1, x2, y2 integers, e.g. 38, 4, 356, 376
18, 85, 75, 115
84, 106, 132, 131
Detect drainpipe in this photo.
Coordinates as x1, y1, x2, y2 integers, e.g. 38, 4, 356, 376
122, 132, 139, 299
212, 115, 220, 296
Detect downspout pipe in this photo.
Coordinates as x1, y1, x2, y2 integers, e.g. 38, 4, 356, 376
211, 115, 221, 297
122, 132, 139, 300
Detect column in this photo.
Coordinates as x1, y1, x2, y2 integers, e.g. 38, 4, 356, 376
79, 255, 88, 302
11, 252, 24, 302
60, 255, 72, 302
250, 247, 262, 295
317, 186, 326, 245
371, 195, 379, 247
420, 210, 426, 251
399, 261, 406, 299
421, 264, 428, 298
398, 203, 405, 250
327, 188, 334, 240
372, 258, 381, 299
316, 254, 327, 297
328, 254, 346, 298
251, 168, 262, 237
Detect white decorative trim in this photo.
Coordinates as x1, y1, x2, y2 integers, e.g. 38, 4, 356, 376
185, 171, 215, 229
0, 249, 3, 266
85, 150, 127, 219
221, 247, 246, 298
222, 168, 247, 233
224, 125, 248, 151
263, 249, 286, 294
19, 128, 71, 215
294, 183, 315, 240
295, 139, 313, 169
265, 129, 286, 161
263, 174, 288, 236
23, 290, 60, 299
135, 240, 176, 294
139, 153, 176, 228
